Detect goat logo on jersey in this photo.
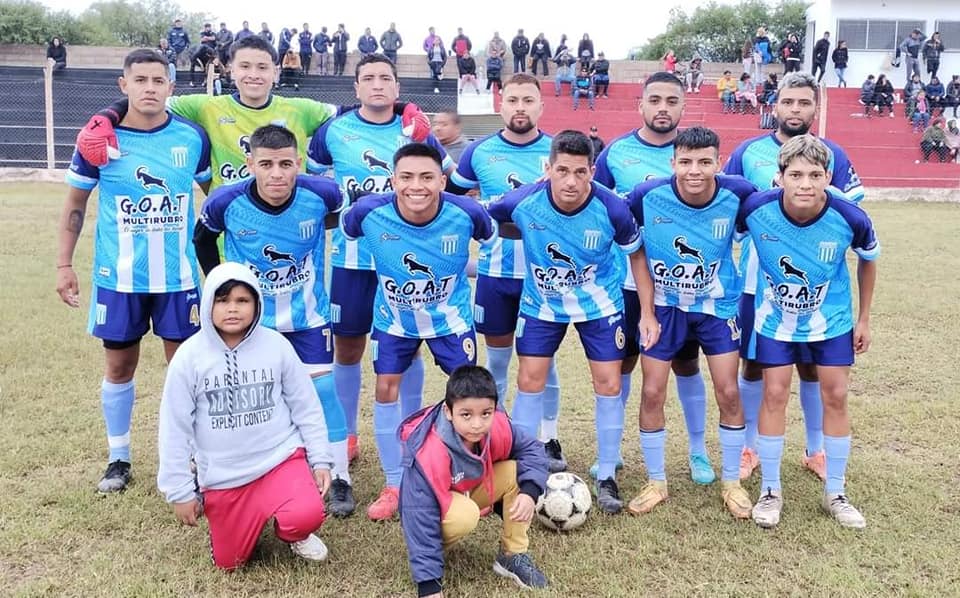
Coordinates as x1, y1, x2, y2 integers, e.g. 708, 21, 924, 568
136, 166, 169, 193
546, 243, 576, 268
383, 253, 455, 311
402, 252, 434, 277
362, 150, 391, 172
238, 135, 252, 156
761, 255, 828, 315
263, 244, 296, 264
673, 236, 703, 263
506, 173, 524, 189
532, 243, 596, 297
778, 256, 809, 284
650, 236, 720, 297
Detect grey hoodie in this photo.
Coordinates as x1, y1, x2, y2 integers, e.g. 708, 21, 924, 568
157, 262, 332, 504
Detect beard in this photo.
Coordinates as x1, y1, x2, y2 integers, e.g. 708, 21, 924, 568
507, 115, 536, 135
645, 116, 677, 134
779, 119, 812, 136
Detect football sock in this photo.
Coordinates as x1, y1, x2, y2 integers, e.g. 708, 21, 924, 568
676, 372, 707, 456
399, 354, 425, 418
333, 361, 362, 436
739, 376, 764, 451
539, 359, 561, 442
799, 380, 824, 455
620, 373, 632, 409
757, 434, 785, 492
824, 435, 851, 495
101, 379, 135, 463
373, 400, 402, 487
718, 424, 746, 482
639, 428, 667, 481
595, 394, 624, 480
486, 345, 513, 404
312, 375, 349, 482
511, 390, 542, 439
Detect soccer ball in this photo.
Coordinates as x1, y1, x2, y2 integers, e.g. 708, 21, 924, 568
535, 472, 592, 531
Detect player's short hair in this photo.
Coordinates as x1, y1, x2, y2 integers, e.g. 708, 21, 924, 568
503, 73, 541, 92
355, 53, 398, 81
436, 109, 461, 125
778, 72, 819, 104
230, 35, 278, 64
393, 142, 443, 169
777, 134, 829, 173
250, 124, 298, 153
549, 129, 595, 164
123, 49, 169, 71
674, 126, 720, 154
445, 365, 499, 407
643, 71, 684, 95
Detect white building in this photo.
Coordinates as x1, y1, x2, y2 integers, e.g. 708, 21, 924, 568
804, 0, 960, 88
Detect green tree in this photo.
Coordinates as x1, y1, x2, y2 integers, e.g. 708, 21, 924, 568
0, 0, 50, 44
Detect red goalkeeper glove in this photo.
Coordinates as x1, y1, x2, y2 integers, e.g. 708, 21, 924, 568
76, 103, 125, 167
400, 102, 432, 142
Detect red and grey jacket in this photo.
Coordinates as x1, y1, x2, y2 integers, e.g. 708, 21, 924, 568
398, 402, 547, 593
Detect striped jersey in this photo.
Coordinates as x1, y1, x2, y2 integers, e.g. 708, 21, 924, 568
450, 131, 553, 279
307, 111, 452, 271
199, 175, 343, 333
341, 192, 495, 338
628, 175, 757, 319
66, 114, 211, 293
487, 181, 641, 323
736, 188, 880, 342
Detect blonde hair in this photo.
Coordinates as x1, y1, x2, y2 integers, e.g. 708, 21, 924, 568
778, 135, 830, 173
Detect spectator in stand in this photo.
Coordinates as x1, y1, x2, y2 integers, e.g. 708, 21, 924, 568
832, 40, 848, 87
280, 48, 302, 89
926, 75, 946, 115
716, 70, 738, 112
428, 37, 447, 93
736, 72, 759, 111
920, 118, 951, 162
423, 26, 440, 66
741, 40, 754, 80
588, 126, 605, 156
432, 110, 468, 162
572, 65, 595, 111
900, 28, 926, 81
259, 22, 274, 45
811, 31, 830, 84
459, 51, 480, 95
944, 119, 960, 160
277, 27, 297, 64
46, 36, 66, 71
946, 75, 960, 118
760, 72, 779, 104
578, 34, 595, 71
158, 38, 177, 81
905, 73, 924, 120
661, 49, 677, 73
860, 74, 876, 114
487, 31, 507, 60
554, 34, 569, 62
485, 53, 503, 94
199, 23, 217, 51
358, 27, 378, 56
189, 43, 216, 87
511, 29, 530, 73
530, 33, 551, 76
554, 48, 576, 96
452, 28, 472, 60
210, 57, 225, 95
380, 23, 403, 64
781, 33, 801, 74
332, 24, 349, 76
753, 27, 772, 81
874, 74, 895, 117
685, 55, 704, 93
235, 21, 254, 42
912, 90, 931, 132
167, 18, 190, 67
216, 22, 233, 66
592, 52, 610, 98
314, 27, 331, 75
922, 31, 944, 79
299, 25, 314, 75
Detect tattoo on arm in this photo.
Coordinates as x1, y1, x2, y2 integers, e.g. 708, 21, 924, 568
67, 209, 84, 234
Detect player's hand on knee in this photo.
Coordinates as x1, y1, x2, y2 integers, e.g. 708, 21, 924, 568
639, 316, 661, 350
76, 114, 121, 167
508, 493, 535, 522
173, 498, 202, 526
854, 321, 871, 354
400, 102, 432, 142
313, 467, 332, 498
56, 266, 80, 308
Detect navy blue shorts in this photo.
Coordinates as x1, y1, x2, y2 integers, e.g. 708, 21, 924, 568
642, 305, 740, 362
282, 325, 334, 367
329, 267, 377, 337
623, 289, 700, 360
474, 275, 523, 336
371, 328, 478, 375
516, 313, 626, 362
88, 286, 200, 343
739, 293, 758, 360
756, 330, 855, 367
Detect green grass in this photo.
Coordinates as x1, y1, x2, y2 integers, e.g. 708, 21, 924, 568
1, 183, 958, 597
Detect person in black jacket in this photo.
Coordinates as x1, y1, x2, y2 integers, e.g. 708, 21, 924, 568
313, 27, 331, 75
832, 40, 848, 87
592, 52, 610, 97
922, 32, 945, 79
781, 33, 801, 74
530, 33, 551, 76
511, 29, 529, 73
46, 36, 66, 71
812, 32, 830, 83
331, 24, 349, 76
577, 33, 594, 71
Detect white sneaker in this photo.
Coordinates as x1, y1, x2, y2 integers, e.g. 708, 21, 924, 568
290, 533, 328, 561
433, 87, 439, 94
752, 487, 783, 528
822, 493, 866, 529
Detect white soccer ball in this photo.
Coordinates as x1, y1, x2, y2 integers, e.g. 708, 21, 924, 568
535, 472, 592, 531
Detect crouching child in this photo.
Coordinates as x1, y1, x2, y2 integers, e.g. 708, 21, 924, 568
157, 262, 334, 569
399, 366, 549, 597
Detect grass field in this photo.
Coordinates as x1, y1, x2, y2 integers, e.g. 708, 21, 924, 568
1, 183, 959, 597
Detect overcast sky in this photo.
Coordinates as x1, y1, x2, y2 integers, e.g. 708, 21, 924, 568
39, 0, 743, 59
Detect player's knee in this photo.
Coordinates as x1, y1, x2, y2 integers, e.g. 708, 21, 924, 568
714, 381, 741, 415
640, 381, 667, 410
761, 385, 791, 410
516, 369, 546, 393
375, 375, 402, 403
819, 383, 848, 412
592, 376, 620, 397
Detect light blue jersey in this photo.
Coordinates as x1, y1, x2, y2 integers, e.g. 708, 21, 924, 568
736, 188, 880, 342
593, 129, 675, 291
306, 111, 452, 271
724, 132, 865, 294
450, 131, 552, 279
341, 192, 495, 339
199, 175, 343, 333
487, 181, 641, 323
628, 175, 757, 319
66, 114, 211, 293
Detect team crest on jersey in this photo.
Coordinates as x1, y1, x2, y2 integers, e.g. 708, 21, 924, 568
135, 166, 169, 193
818, 242, 838, 262
583, 230, 601, 250
299, 219, 317, 240
441, 235, 459, 255
362, 150, 391, 172
170, 146, 188, 168
762, 255, 827, 315
711, 219, 730, 239
532, 243, 597, 297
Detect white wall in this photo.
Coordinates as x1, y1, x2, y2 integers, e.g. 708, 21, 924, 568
805, 0, 960, 88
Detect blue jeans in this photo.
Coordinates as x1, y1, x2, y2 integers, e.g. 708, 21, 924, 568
555, 67, 574, 95
573, 88, 594, 109
835, 67, 846, 87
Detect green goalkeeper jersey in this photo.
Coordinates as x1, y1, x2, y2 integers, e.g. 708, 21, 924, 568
168, 93, 338, 188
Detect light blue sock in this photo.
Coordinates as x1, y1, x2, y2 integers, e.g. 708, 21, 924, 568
620, 373, 632, 409
374, 401, 403, 487
399, 354, 425, 418
639, 428, 667, 481
312, 375, 347, 443
739, 376, 763, 451
757, 434, 785, 492
486, 345, 513, 404
824, 435, 851, 495
540, 359, 561, 441
718, 424, 746, 482
799, 380, 824, 455
675, 373, 707, 456
101, 379, 135, 463
511, 390, 542, 439
333, 362, 362, 436
595, 394, 624, 481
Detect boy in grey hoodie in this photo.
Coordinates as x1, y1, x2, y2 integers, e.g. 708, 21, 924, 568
158, 262, 333, 569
